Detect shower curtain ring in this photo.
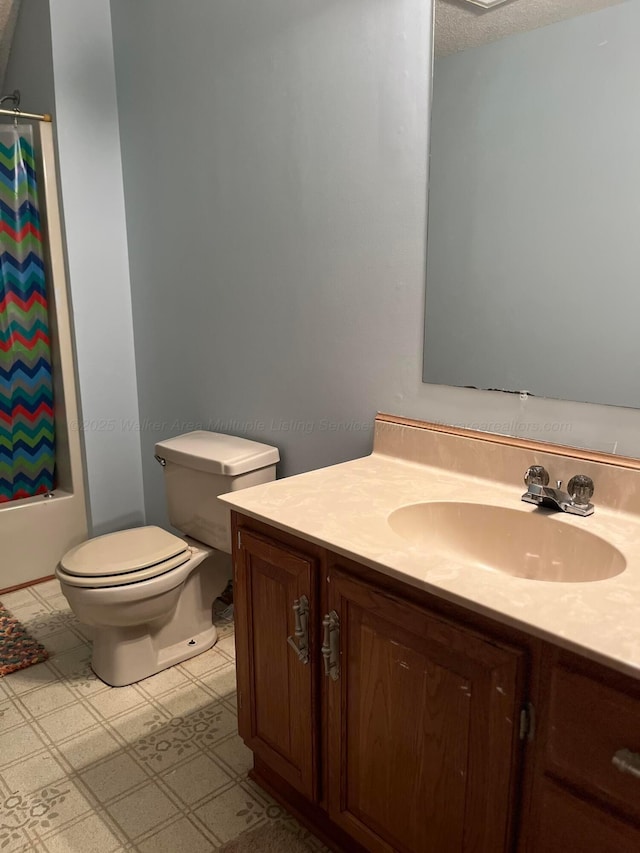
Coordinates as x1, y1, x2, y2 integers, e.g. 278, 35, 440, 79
12, 89, 20, 126
0, 89, 20, 108
0, 89, 21, 125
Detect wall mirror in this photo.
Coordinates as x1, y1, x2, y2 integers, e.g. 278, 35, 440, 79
423, 0, 639, 409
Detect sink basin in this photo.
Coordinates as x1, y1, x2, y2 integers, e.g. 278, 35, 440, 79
387, 501, 626, 583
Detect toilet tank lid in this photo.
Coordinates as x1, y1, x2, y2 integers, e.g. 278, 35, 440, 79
155, 431, 280, 476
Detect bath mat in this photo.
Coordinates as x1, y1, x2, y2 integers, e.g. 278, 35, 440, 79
0, 602, 49, 676
218, 823, 319, 853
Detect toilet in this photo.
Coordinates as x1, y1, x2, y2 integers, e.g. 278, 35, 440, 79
56, 431, 279, 687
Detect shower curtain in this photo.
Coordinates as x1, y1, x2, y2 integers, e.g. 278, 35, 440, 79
0, 124, 55, 502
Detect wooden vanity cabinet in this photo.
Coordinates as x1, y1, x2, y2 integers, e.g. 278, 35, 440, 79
233, 514, 528, 852
233, 527, 322, 801
325, 563, 525, 853
526, 648, 640, 853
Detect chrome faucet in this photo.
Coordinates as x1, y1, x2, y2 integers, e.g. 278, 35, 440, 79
522, 465, 595, 516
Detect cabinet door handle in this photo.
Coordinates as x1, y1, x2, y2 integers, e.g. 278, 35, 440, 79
287, 595, 309, 664
321, 611, 340, 681
612, 748, 640, 780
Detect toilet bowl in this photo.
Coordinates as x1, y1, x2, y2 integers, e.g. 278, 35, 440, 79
56, 431, 279, 687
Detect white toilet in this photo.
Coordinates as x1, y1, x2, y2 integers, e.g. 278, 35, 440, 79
56, 431, 279, 687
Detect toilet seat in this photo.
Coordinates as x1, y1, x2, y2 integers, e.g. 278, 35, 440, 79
58, 526, 191, 589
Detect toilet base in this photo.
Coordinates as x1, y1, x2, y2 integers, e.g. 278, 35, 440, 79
91, 622, 218, 687
86, 548, 230, 687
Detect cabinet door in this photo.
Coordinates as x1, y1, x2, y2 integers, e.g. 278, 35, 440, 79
326, 567, 525, 853
533, 779, 640, 853
234, 528, 319, 800
543, 659, 640, 824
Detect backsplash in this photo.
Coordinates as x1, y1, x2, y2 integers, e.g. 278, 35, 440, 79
373, 414, 640, 517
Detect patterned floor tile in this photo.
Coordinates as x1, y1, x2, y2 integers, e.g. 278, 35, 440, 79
215, 634, 237, 660
106, 781, 179, 839
194, 782, 268, 843
32, 579, 63, 600
55, 727, 123, 771
162, 753, 233, 805
19, 681, 76, 718
80, 752, 149, 804
0, 699, 25, 731
1, 751, 68, 796
1, 588, 37, 609
135, 664, 190, 698
40, 628, 87, 655
87, 683, 148, 721
0, 779, 94, 847
0, 579, 325, 852
0, 724, 47, 763
43, 813, 123, 853
24, 606, 77, 638
46, 645, 93, 678
180, 647, 231, 677
2, 662, 59, 696
136, 816, 214, 853
200, 661, 237, 700
213, 734, 254, 778
38, 702, 98, 741
153, 680, 216, 717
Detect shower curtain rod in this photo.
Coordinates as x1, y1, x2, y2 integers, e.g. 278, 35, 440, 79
0, 107, 51, 122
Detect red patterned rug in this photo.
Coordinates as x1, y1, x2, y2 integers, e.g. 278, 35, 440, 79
0, 602, 49, 676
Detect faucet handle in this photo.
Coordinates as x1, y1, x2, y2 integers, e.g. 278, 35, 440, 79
524, 465, 550, 487
568, 474, 594, 508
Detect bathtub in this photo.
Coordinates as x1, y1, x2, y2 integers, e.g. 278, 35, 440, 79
0, 122, 88, 591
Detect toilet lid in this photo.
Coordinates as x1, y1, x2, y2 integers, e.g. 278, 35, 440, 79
56, 550, 192, 588
60, 526, 189, 577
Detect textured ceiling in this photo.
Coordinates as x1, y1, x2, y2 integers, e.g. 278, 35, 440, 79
435, 0, 626, 56
0, 0, 19, 90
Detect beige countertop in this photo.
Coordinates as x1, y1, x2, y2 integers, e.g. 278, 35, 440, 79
219, 416, 640, 679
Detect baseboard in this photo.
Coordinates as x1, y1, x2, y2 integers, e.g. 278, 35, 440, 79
0, 574, 55, 596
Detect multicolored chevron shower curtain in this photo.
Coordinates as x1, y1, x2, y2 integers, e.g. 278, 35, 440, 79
0, 124, 55, 502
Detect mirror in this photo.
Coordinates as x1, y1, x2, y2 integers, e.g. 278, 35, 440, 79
423, 0, 639, 409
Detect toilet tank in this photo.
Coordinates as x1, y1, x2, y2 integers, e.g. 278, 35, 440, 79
154, 431, 279, 553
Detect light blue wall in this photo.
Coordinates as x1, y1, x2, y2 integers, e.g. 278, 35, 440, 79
3, 0, 55, 113
47, 0, 145, 535
109, 0, 640, 528
110, 0, 434, 524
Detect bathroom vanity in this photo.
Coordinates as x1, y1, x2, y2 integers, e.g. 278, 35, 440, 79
220, 415, 640, 853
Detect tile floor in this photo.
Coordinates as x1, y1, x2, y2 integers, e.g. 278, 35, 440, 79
0, 580, 327, 852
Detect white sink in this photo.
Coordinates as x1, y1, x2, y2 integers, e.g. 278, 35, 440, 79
387, 501, 626, 583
